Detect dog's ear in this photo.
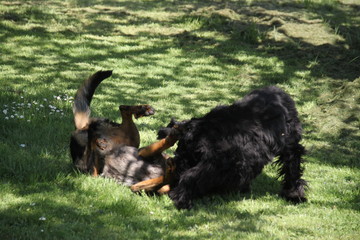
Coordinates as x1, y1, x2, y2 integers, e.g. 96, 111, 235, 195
167, 118, 177, 128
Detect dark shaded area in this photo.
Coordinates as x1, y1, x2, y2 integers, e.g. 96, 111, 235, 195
0, 2, 359, 234
0, 0, 358, 169
0, 171, 313, 239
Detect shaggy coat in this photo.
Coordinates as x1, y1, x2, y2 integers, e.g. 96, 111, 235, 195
167, 86, 307, 209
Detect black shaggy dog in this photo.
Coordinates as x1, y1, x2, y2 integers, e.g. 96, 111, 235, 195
163, 86, 307, 209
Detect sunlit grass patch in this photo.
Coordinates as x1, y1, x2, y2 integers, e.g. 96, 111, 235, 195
0, 0, 359, 239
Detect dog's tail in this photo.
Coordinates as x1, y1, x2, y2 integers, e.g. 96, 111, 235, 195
73, 70, 113, 130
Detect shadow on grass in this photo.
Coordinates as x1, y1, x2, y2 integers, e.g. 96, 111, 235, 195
0, 180, 152, 239
1, 1, 359, 229
0, 173, 294, 239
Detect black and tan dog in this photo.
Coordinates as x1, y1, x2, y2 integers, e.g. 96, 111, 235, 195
70, 70, 155, 176
70, 70, 178, 193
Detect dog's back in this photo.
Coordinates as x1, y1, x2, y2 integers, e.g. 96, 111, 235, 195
174, 86, 295, 168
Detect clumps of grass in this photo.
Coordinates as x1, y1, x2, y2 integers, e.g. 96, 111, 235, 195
176, 7, 264, 44
233, 22, 265, 44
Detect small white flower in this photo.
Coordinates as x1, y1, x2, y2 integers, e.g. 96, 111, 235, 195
27, 120, 31, 122
19, 115, 24, 119
20, 144, 26, 147
3, 109, 7, 114
11, 115, 14, 118
21, 96, 24, 99
40, 104, 44, 108
43, 98, 47, 102
5, 117, 9, 120
39, 216, 46, 221
30, 202, 36, 206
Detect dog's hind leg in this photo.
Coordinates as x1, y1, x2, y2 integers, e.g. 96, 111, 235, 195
277, 141, 307, 203
117, 105, 155, 148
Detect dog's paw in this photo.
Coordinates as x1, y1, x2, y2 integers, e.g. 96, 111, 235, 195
169, 189, 193, 210
120, 105, 155, 119
139, 105, 155, 118
281, 186, 307, 204
157, 118, 188, 140
157, 118, 177, 139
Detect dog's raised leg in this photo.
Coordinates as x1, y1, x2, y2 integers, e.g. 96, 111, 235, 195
118, 105, 155, 148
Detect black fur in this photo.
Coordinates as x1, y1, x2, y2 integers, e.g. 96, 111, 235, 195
164, 86, 307, 209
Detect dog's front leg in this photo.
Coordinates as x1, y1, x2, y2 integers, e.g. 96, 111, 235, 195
138, 134, 178, 158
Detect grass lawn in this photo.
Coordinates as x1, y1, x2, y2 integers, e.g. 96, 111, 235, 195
0, 0, 359, 239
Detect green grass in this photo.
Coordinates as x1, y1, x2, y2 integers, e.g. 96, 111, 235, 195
1, 0, 359, 239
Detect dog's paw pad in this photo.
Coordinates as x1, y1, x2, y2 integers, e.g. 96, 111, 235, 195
134, 105, 155, 119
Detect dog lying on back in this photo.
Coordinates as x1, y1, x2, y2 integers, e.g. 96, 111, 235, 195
70, 71, 179, 192
133, 86, 308, 209
70, 71, 155, 176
